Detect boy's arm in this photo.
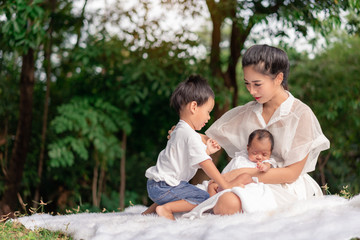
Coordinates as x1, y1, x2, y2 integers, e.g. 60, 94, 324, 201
206, 138, 221, 155
199, 159, 230, 190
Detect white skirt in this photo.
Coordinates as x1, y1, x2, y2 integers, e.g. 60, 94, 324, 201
183, 174, 323, 219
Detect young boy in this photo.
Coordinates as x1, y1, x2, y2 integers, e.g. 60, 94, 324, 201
208, 129, 277, 196
143, 75, 239, 220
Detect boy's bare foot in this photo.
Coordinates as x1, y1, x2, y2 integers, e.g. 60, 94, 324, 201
142, 203, 158, 215
156, 205, 175, 220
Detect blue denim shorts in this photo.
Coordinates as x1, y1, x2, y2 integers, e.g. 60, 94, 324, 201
147, 179, 210, 205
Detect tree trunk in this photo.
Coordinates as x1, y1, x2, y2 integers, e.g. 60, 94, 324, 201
206, 0, 224, 80
97, 162, 106, 207
0, 117, 9, 177
74, 0, 88, 49
119, 131, 127, 210
0, 48, 35, 217
33, 0, 55, 208
92, 150, 99, 207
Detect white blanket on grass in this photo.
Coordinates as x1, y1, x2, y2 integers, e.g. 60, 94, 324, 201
17, 194, 360, 240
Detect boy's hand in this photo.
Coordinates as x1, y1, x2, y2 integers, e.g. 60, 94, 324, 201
167, 125, 176, 139
206, 138, 221, 155
208, 180, 220, 196
257, 161, 270, 172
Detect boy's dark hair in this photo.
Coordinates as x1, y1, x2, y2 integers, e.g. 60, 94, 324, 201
170, 75, 214, 115
242, 44, 289, 90
248, 129, 274, 151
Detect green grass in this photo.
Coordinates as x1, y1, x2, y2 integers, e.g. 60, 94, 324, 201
0, 220, 72, 240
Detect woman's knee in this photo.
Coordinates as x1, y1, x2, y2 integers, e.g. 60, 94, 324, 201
213, 192, 242, 215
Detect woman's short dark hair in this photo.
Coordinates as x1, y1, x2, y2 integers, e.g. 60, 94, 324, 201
248, 129, 274, 151
170, 75, 214, 115
242, 44, 289, 90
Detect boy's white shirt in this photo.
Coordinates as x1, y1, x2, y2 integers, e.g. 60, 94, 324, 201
145, 120, 211, 186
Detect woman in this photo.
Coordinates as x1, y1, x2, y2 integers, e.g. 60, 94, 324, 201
199, 44, 330, 215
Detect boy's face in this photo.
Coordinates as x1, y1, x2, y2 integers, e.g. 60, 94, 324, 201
193, 97, 214, 131
247, 137, 272, 163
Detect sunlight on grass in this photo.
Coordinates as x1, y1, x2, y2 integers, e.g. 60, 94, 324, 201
1, 220, 72, 240
322, 183, 355, 199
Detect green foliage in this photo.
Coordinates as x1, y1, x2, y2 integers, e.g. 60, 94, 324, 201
291, 36, 360, 194
0, 0, 46, 53
0, 52, 20, 114
345, 0, 360, 35
100, 190, 140, 211
48, 97, 131, 168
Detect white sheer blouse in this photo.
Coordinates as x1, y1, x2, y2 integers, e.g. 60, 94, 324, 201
206, 92, 330, 174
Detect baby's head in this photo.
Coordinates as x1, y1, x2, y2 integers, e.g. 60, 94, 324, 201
247, 129, 274, 163
170, 75, 215, 131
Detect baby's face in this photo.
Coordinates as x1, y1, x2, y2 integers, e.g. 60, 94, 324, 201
247, 137, 272, 163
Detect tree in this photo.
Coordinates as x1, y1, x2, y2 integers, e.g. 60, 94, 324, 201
0, 0, 45, 216
32, 0, 89, 208
345, 0, 360, 35
290, 36, 360, 194
163, 0, 348, 107
33, 0, 56, 209
45, 0, 206, 210
0, 40, 21, 193
49, 98, 131, 207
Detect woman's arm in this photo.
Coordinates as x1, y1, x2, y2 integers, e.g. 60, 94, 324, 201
255, 155, 307, 184
223, 154, 308, 184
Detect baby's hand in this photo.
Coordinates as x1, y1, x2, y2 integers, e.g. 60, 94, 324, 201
206, 138, 221, 155
257, 161, 270, 172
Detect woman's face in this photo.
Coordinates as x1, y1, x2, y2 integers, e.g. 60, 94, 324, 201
243, 66, 281, 104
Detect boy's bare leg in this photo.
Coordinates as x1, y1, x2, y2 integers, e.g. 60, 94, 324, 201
142, 203, 158, 215
156, 200, 196, 220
